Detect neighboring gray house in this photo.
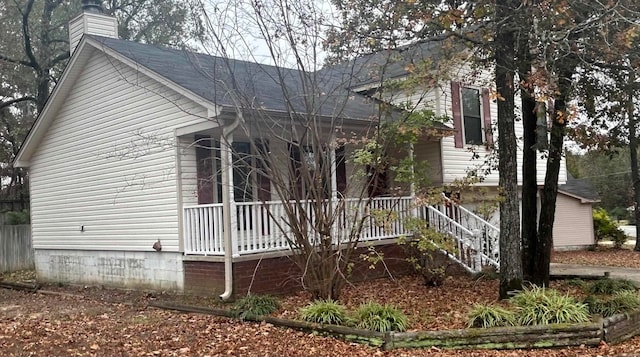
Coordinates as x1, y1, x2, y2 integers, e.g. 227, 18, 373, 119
14, 2, 591, 296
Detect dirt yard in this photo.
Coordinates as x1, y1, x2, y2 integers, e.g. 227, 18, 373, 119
3, 247, 640, 356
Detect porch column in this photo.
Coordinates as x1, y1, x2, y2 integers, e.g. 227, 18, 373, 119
409, 143, 419, 218
329, 138, 338, 242
221, 133, 239, 257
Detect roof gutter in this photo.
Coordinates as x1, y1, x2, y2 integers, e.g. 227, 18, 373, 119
219, 111, 242, 301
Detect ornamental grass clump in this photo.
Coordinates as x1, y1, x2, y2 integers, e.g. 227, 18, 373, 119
354, 302, 408, 332
511, 286, 589, 325
231, 294, 280, 319
299, 299, 348, 325
585, 290, 640, 317
467, 304, 516, 328
589, 278, 637, 295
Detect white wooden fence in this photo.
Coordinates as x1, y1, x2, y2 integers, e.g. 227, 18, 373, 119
0, 225, 34, 273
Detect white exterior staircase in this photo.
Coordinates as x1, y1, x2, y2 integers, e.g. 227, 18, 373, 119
425, 197, 500, 273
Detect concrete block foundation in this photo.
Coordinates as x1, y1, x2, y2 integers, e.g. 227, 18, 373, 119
34, 249, 184, 291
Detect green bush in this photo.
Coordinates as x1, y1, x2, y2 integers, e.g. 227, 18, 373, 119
398, 218, 455, 286
585, 291, 640, 317
612, 290, 640, 312
354, 302, 408, 332
468, 304, 515, 328
584, 295, 618, 317
231, 294, 279, 319
589, 278, 636, 295
566, 278, 588, 290
511, 286, 590, 325
5, 209, 29, 225
299, 299, 347, 325
593, 208, 628, 248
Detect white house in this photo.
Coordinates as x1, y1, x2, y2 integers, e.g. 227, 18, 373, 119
14, 2, 597, 296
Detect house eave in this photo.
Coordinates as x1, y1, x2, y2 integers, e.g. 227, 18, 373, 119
13, 159, 29, 168
558, 189, 600, 204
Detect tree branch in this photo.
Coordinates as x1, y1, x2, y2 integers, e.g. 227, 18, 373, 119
20, 0, 39, 71
0, 96, 36, 111
50, 51, 70, 66
0, 53, 33, 67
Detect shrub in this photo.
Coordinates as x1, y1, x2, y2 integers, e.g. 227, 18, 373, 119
593, 208, 628, 248
299, 299, 347, 325
468, 304, 515, 328
612, 290, 640, 312
231, 294, 279, 319
566, 278, 588, 290
511, 286, 590, 325
354, 302, 408, 332
589, 278, 636, 295
398, 218, 456, 286
5, 209, 29, 225
585, 291, 640, 317
584, 295, 618, 317
472, 265, 500, 281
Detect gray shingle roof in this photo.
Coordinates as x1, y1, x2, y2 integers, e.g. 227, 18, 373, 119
333, 40, 446, 89
559, 173, 600, 202
92, 36, 390, 121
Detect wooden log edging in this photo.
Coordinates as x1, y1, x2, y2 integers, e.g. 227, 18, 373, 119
150, 302, 605, 350
388, 323, 602, 350
150, 302, 389, 347
603, 310, 640, 344
0, 280, 39, 291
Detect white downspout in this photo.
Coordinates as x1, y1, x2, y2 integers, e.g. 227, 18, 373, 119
219, 113, 241, 301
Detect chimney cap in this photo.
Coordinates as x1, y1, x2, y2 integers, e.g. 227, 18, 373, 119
82, 0, 104, 14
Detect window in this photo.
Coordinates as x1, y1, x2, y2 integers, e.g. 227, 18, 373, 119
232, 142, 253, 202
461, 87, 483, 145
451, 82, 492, 148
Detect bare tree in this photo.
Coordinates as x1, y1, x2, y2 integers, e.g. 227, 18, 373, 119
192, 0, 450, 299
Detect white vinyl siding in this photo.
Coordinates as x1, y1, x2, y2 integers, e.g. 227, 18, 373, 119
178, 135, 199, 206
553, 193, 595, 248
436, 84, 566, 186
69, 12, 118, 54
382, 78, 567, 187
29, 52, 209, 252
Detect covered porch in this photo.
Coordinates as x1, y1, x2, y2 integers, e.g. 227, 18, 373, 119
176, 122, 498, 274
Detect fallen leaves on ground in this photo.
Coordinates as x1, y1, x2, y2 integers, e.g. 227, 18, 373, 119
3, 247, 640, 356
553, 246, 640, 268
0, 277, 633, 357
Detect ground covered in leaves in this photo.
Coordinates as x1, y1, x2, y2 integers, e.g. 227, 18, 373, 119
553, 246, 640, 268
3, 247, 640, 356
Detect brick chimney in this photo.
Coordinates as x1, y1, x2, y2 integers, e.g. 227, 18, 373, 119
69, 0, 118, 55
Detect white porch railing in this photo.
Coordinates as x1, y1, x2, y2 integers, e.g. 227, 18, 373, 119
430, 198, 500, 268
183, 203, 224, 255
183, 196, 500, 272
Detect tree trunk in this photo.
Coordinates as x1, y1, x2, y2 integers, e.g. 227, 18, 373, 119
496, 0, 523, 299
628, 74, 640, 251
521, 92, 537, 280
533, 64, 573, 286
518, 28, 537, 280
